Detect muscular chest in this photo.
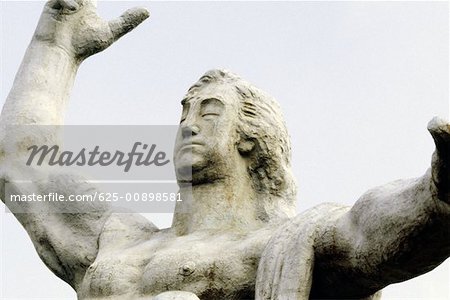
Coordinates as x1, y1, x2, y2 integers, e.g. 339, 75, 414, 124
80, 232, 267, 299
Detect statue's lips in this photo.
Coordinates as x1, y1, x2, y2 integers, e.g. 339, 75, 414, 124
177, 142, 205, 152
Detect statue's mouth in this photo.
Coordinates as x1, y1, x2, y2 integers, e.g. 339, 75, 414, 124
179, 143, 203, 150
176, 141, 205, 153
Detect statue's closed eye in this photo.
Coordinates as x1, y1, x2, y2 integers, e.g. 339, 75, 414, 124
201, 98, 224, 118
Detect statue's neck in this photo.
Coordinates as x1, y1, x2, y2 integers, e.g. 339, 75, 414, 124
172, 176, 263, 235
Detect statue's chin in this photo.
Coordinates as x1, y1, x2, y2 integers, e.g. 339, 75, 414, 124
175, 160, 208, 183
176, 163, 226, 186
175, 151, 227, 185
175, 165, 193, 182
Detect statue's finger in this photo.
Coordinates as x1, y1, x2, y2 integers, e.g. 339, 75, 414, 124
109, 7, 150, 41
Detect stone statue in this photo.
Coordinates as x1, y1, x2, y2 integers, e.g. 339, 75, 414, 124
0, 1, 449, 299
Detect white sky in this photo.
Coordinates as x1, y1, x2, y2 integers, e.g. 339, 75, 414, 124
1, 1, 449, 299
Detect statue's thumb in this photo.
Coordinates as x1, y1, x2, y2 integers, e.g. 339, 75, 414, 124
109, 8, 150, 42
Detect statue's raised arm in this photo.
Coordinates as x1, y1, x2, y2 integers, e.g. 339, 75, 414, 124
257, 117, 450, 299
1, 0, 148, 127
0, 0, 149, 290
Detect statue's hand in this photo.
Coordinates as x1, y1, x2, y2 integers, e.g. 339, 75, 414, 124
34, 0, 149, 60
428, 117, 450, 204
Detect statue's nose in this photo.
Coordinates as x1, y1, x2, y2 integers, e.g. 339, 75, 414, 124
181, 124, 200, 138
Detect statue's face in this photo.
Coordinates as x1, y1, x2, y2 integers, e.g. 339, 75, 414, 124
174, 83, 241, 183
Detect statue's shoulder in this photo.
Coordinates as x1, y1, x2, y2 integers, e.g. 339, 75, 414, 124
256, 203, 351, 299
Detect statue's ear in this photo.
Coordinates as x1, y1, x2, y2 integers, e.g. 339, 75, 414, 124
237, 139, 255, 155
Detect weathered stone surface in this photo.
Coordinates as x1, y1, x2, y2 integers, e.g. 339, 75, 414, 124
0, 1, 449, 299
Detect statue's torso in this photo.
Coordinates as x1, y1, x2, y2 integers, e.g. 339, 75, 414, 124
78, 215, 275, 299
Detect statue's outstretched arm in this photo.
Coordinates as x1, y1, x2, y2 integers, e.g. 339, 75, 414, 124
0, 0, 149, 290
312, 118, 450, 297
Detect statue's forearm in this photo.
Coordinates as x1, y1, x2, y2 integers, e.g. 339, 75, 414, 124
321, 172, 450, 296
0, 39, 80, 158
329, 120, 450, 290
1, 1, 148, 155
352, 172, 449, 267
1, 39, 79, 126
